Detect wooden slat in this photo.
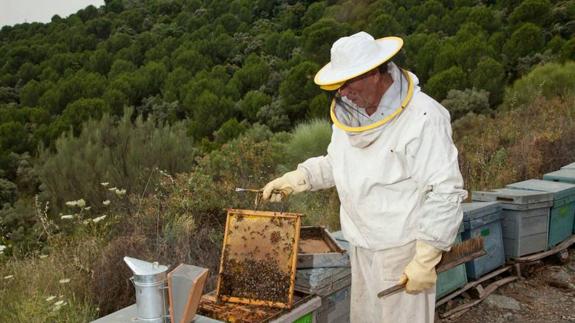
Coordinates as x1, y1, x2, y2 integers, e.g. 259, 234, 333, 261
513, 235, 575, 263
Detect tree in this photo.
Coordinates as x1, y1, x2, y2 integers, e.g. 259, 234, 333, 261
425, 66, 467, 101
230, 54, 270, 95
108, 59, 137, 78
471, 57, 506, 105
87, 49, 113, 75
279, 61, 322, 120
186, 90, 234, 139
503, 23, 545, 63
509, 0, 552, 27
366, 14, 404, 38
302, 2, 327, 27
455, 37, 495, 73
240, 90, 272, 122
60, 98, 111, 134
214, 118, 248, 144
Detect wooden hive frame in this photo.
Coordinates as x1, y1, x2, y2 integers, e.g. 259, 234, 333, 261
216, 209, 302, 309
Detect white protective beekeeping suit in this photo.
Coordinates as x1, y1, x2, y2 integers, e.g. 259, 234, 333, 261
263, 32, 467, 323
299, 61, 467, 322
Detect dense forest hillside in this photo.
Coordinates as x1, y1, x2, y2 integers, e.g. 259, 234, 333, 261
0, 0, 574, 321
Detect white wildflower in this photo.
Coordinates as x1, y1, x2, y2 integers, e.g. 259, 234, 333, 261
4, 275, 14, 280
46, 296, 56, 302
0, 245, 6, 252
114, 188, 126, 196
60, 215, 74, 220
65, 201, 77, 207
76, 199, 86, 208
59, 278, 70, 284
54, 300, 65, 306
100, 182, 109, 187
108, 187, 117, 192
83, 220, 91, 225
84, 206, 91, 211
93, 215, 107, 223
102, 200, 111, 206
39, 254, 48, 259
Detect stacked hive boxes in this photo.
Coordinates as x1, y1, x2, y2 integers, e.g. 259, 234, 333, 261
472, 188, 552, 259
506, 179, 575, 247
296, 230, 351, 323
543, 168, 575, 233
461, 202, 505, 280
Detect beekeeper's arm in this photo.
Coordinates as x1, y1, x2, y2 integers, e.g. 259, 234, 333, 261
400, 114, 468, 293
262, 141, 335, 202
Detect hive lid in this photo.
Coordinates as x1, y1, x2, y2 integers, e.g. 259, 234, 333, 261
462, 201, 502, 221
124, 256, 168, 275
472, 188, 553, 206
506, 179, 575, 201
543, 169, 575, 184
561, 162, 575, 169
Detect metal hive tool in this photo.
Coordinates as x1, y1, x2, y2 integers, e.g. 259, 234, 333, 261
216, 209, 302, 309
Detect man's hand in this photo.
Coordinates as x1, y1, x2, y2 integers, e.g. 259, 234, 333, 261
262, 170, 311, 202
399, 241, 443, 293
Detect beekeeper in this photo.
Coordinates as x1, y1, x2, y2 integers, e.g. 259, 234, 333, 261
262, 31, 467, 322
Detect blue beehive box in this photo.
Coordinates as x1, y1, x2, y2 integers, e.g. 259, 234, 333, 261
543, 169, 575, 185
461, 202, 505, 280
436, 223, 467, 299
472, 188, 552, 259
507, 179, 575, 243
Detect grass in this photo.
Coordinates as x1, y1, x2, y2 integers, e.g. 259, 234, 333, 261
0, 235, 101, 322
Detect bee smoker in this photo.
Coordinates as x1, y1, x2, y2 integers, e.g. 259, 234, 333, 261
124, 256, 170, 323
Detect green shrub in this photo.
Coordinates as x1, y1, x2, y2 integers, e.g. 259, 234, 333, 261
36, 108, 197, 214
441, 88, 491, 120
283, 119, 332, 171
504, 62, 575, 109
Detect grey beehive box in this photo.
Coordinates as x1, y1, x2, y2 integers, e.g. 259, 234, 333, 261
168, 264, 209, 323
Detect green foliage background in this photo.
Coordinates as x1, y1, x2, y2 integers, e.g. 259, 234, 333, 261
0, 0, 574, 321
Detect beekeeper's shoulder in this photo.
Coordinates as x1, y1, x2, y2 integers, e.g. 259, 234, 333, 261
406, 90, 452, 126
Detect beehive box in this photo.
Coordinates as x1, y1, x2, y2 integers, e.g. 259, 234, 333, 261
312, 231, 351, 323
437, 224, 467, 299
216, 209, 301, 309
314, 285, 351, 323
297, 226, 348, 269
198, 291, 319, 323
544, 169, 575, 184
507, 179, 575, 245
561, 162, 575, 169
461, 202, 505, 280
472, 188, 552, 258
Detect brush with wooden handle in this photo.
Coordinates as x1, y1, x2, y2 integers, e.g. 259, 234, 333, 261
377, 236, 485, 298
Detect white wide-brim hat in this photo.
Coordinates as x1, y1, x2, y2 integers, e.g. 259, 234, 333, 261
314, 31, 403, 89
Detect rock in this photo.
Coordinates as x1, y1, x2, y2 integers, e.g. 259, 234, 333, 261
485, 294, 521, 311
550, 269, 571, 283
503, 312, 514, 321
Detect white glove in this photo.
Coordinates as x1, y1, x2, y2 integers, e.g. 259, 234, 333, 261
262, 169, 311, 202
398, 241, 443, 293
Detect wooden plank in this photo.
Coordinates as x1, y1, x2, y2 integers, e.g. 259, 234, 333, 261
436, 265, 513, 307
440, 276, 518, 318
513, 235, 575, 263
